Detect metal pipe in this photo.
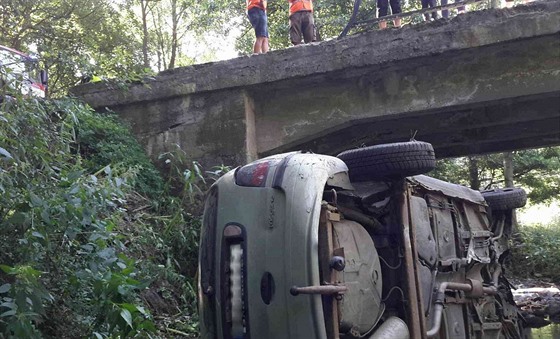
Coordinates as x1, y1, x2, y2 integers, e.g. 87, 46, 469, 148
426, 281, 497, 337
290, 285, 348, 296
337, 205, 383, 233
368, 316, 410, 339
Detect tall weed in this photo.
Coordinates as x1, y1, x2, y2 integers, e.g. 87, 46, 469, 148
0, 95, 230, 337
509, 218, 560, 282
0, 97, 154, 337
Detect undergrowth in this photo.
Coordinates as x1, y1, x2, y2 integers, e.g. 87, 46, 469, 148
509, 217, 560, 282
0, 96, 226, 337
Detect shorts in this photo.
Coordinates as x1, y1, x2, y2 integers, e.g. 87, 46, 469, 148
289, 11, 316, 45
248, 7, 269, 38
377, 0, 401, 17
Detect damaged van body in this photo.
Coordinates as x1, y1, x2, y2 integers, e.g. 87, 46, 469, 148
198, 141, 527, 339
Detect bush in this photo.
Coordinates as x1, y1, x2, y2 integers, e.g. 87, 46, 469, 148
75, 106, 164, 198
509, 218, 560, 282
0, 97, 156, 337
0, 96, 225, 337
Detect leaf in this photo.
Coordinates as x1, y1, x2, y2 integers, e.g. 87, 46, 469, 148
30, 193, 42, 207
136, 306, 147, 315
0, 147, 12, 160
0, 310, 16, 318
0, 301, 15, 309
0, 284, 11, 293
120, 303, 137, 313
93, 332, 103, 339
8, 212, 27, 226
67, 171, 83, 181
0, 265, 14, 274
120, 308, 133, 328
31, 231, 45, 239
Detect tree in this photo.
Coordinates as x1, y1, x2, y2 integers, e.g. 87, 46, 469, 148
0, 0, 147, 97
431, 147, 560, 204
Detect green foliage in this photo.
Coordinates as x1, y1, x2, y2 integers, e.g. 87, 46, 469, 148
509, 219, 560, 282
74, 107, 164, 198
0, 0, 148, 96
0, 265, 52, 338
0, 96, 157, 337
432, 148, 560, 203
513, 148, 560, 204
155, 145, 229, 278
0, 90, 231, 337
0, 94, 228, 337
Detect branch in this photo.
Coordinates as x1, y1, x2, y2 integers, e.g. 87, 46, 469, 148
165, 327, 190, 336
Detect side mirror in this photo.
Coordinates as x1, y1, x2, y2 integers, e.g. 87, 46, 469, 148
40, 69, 48, 86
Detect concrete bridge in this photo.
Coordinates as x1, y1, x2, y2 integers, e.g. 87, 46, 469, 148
71, 0, 560, 168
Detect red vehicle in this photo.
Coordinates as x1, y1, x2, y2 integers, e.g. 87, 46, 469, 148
0, 45, 48, 98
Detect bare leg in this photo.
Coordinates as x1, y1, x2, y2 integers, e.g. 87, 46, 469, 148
379, 20, 388, 29
393, 17, 401, 27
261, 38, 269, 53
254, 37, 269, 54
253, 39, 261, 54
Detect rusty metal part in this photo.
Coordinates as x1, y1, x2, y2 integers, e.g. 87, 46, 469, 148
290, 285, 348, 296
408, 196, 430, 337
466, 278, 484, 298
337, 205, 383, 233
400, 186, 423, 337
318, 204, 342, 339
427, 281, 497, 337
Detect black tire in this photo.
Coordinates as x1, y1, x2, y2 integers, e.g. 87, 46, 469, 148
337, 141, 436, 182
481, 188, 527, 210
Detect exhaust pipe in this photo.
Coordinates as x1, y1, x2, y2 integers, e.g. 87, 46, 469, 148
368, 317, 410, 339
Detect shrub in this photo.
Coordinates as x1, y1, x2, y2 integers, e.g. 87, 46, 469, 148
0, 97, 156, 337
509, 218, 560, 282
1, 95, 229, 337
74, 106, 164, 198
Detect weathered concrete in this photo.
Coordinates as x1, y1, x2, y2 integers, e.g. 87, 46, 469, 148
71, 0, 560, 168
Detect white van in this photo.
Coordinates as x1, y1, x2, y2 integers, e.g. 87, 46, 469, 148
198, 141, 527, 339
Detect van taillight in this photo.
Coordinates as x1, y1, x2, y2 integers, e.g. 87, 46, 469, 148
235, 161, 271, 187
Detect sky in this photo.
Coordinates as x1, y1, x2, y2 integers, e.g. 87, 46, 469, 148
518, 202, 560, 226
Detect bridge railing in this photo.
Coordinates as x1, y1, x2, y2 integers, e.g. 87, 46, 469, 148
339, 0, 486, 38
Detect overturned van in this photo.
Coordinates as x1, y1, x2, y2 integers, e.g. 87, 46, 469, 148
198, 141, 527, 339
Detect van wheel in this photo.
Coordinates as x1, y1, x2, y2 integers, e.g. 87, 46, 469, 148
337, 141, 436, 182
481, 188, 527, 210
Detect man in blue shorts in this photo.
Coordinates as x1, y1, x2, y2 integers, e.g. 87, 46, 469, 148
247, 0, 269, 54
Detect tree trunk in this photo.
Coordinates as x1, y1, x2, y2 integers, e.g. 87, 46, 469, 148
468, 156, 480, 190
504, 152, 514, 188
168, 0, 178, 69
503, 151, 518, 229
141, 0, 150, 69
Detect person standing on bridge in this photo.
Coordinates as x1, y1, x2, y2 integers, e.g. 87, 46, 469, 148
377, 0, 402, 29
247, 0, 269, 54
441, 0, 465, 18
287, 0, 316, 45
421, 0, 438, 21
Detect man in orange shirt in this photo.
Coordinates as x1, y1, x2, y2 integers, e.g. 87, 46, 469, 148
247, 0, 269, 53
287, 0, 316, 45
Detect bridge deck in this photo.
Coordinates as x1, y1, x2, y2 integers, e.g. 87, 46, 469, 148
72, 0, 560, 167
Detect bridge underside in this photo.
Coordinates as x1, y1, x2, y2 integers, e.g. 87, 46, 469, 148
270, 92, 560, 158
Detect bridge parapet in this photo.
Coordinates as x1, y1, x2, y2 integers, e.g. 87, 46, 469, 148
72, 0, 560, 168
